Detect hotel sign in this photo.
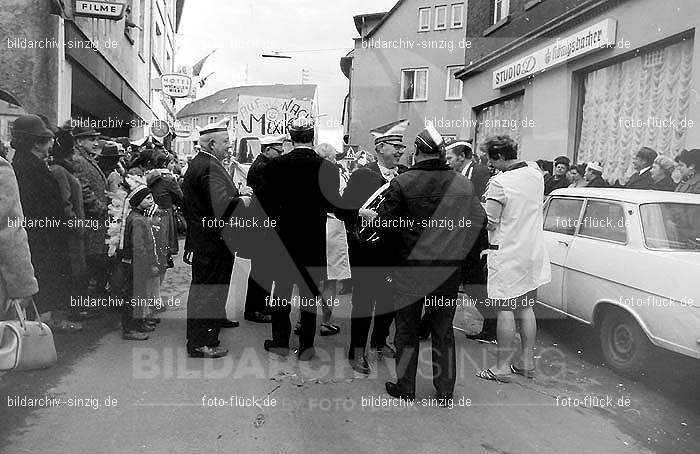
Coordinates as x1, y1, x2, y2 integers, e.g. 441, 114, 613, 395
74, 1, 126, 20
161, 74, 193, 98
493, 19, 617, 89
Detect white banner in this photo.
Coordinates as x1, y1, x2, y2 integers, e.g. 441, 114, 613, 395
236, 95, 313, 139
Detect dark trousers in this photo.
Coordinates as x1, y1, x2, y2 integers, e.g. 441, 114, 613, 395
186, 250, 233, 351
394, 291, 458, 396
86, 254, 109, 297
462, 258, 497, 337
269, 269, 320, 350
245, 255, 273, 317
112, 261, 137, 332
349, 268, 394, 358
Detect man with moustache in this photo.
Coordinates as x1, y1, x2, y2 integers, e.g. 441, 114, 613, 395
71, 125, 109, 299
182, 119, 252, 358
341, 119, 408, 374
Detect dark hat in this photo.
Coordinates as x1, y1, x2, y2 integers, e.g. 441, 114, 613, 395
415, 122, 444, 154
97, 141, 126, 158
370, 119, 408, 147
73, 125, 100, 138
287, 116, 315, 133
554, 155, 571, 166
12, 115, 54, 138
128, 185, 152, 207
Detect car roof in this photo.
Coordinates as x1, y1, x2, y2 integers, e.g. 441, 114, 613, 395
549, 188, 700, 204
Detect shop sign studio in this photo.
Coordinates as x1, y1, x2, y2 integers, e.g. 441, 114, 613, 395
493, 19, 617, 89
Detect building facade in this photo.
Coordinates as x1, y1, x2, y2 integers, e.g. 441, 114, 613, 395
0, 0, 185, 145
457, 0, 700, 184
343, 0, 469, 156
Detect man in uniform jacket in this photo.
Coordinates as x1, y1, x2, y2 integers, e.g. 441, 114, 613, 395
242, 135, 285, 324
375, 123, 485, 402
444, 139, 495, 343
257, 118, 350, 360
341, 119, 408, 374
10, 115, 70, 320
71, 126, 109, 296
544, 156, 572, 195
182, 119, 252, 358
625, 147, 657, 189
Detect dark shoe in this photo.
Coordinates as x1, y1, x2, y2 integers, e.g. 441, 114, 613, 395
385, 382, 415, 401
349, 356, 371, 375
122, 331, 149, 341
297, 346, 316, 361
188, 345, 228, 358
145, 317, 161, 324
245, 312, 272, 323
208, 340, 221, 348
263, 340, 290, 357
220, 319, 240, 328
370, 343, 396, 358
136, 322, 155, 332
319, 322, 340, 336
465, 331, 497, 344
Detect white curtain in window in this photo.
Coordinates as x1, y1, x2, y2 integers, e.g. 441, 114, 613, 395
475, 95, 524, 152
577, 39, 694, 184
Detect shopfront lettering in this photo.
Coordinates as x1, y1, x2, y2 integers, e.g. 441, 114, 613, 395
493, 19, 617, 89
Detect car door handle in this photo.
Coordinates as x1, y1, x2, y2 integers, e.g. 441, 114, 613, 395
557, 240, 569, 247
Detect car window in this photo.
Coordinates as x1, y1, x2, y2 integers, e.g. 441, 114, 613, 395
579, 200, 627, 243
640, 203, 700, 250
544, 198, 583, 235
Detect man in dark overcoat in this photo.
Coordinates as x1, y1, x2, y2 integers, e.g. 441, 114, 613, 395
182, 119, 252, 358
257, 118, 349, 360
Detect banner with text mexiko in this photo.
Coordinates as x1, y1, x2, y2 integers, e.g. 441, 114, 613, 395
236, 95, 313, 139
492, 19, 617, 89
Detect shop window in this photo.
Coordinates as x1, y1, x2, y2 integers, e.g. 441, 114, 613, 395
401, 68, 429, 101
446, 66, 463, 100
451, 3, 464, 28
576, 39, 694, 185
474, 94, 523, 153
435, 6, 447, 30
493, 0, 509, 24
418, 8, 431, 31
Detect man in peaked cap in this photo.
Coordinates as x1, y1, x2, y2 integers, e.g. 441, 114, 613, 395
182, 118, 252, 358
257, 117, 352, 360
340, 119, 408, 374
545, 155, 571, 195
373, 122, 485, 402
242, 135, 286, 325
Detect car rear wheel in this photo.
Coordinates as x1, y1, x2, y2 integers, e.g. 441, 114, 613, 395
599, 309, 652, 376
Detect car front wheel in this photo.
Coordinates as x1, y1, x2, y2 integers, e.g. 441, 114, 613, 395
599, 309, 652, 376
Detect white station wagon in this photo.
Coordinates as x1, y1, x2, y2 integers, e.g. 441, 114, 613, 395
539, 188, 700, 374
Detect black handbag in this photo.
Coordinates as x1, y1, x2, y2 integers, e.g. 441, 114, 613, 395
174, 208, 187, 237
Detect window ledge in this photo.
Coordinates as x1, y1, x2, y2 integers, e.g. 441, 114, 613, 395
445, 97, 462, 101
399, 99, 428, 103
524, 0, 543, 11
483, 15, 509, 36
